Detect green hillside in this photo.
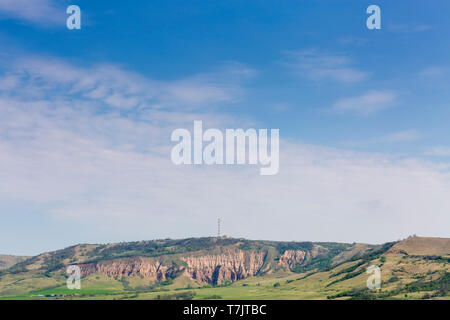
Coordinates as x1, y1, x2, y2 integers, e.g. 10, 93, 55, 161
0, 236, 448, 300
0, 255, 29, 271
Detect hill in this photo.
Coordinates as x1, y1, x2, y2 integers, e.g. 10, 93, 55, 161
0, 236, 448, 300
0, 255, 29, 271
388, 237, 450, 256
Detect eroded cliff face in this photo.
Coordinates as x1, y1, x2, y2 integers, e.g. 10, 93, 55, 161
182, 248, 267, 284
78, 248, 269, 284
79, 257, 171, 282
278, 250, 307, 269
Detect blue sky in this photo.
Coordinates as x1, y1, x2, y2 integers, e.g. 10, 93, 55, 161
0, 0, 450, 255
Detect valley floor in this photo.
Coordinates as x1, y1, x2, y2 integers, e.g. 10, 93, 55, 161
1, 252, 449, 300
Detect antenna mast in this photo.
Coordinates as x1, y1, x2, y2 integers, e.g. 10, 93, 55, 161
218, 218, 221, 237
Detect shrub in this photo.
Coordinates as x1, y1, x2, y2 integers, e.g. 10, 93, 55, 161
154, 291, 196, 300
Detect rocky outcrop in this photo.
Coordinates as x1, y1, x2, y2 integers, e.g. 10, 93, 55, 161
79, 257, 171, 282
182, 248, 267, 284
78, 248, 268, 285
278, 250, 306, 269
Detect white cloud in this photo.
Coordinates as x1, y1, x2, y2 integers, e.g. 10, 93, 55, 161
0, 0, 62, 25
271, 102, 289, 112
388, 24, 433, 33
332, 90, 397, 115
9, 56, 252, 110
418, 66, 448, 77
424, 147, 450, 157
372, 130, 420, 144
337, 37, 368, 46
0, 56, 449, 253
285, 49, 368, 83
342, 130, 420, 148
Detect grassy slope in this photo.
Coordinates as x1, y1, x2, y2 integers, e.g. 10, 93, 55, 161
0, 255, 30, 271
0, 237, 448, 300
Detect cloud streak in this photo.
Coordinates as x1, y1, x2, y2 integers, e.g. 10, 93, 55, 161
0, 55, 449, 254
424, 147, 450, 157
342, 130, 421, 148
8, 56, 254, 111
418, 66, 449, 77
0, 0, 63, 25
332, 90, 397, 115
285, 49, 368, 83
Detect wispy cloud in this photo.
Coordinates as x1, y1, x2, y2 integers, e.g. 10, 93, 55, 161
424, 147, 450, 157
373, 130, 421, 144
418, 66, 448, 77
388, 23, 433, 33
0, 0, 63, 25
1, 55, 449, 250
9, 56, 253, 110
342, 130, 420, 147
337, 37, 368, 46
284, 49, 368, 83
332, 90, 397, 115
271, 102, 289, 113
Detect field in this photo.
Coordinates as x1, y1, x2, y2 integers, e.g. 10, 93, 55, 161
1, 246, 448, 300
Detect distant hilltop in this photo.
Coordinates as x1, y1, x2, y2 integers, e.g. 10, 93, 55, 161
4, 236, 449, 284
0, 255, 29, 271
1, 236, 449, 299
